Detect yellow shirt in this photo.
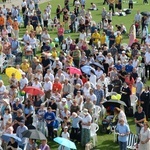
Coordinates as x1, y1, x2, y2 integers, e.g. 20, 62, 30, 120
26, 25, 34, 33
21, 63, 30, 73
115, 35, 122, 45
100, 35, 106, 44
92, 32, 100, 43
36, 26, 42, 34
51, 51, 57, 58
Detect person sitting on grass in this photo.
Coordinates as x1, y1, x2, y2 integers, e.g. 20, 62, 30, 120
88, 3, 98, 11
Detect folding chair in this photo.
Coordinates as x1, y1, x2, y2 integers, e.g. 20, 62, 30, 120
127, 133, 137, 150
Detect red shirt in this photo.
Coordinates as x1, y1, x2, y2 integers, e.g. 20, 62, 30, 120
58, 27, 64, 36
53, 82, 62, 92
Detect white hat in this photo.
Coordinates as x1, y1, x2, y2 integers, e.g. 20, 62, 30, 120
55, 57, 59, 60
83, 108, 88, 115
122, 51, 125, 54
21, 72, 26, 75
64, 126, 68, 129
62, 98, 67, 102
137, 77, 141, 82
66, 94, 72, 99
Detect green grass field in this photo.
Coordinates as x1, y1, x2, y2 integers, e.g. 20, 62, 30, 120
1, 0, 150, 149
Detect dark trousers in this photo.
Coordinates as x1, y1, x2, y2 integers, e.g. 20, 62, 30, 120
70, 128, 80, 141
47, 126, 54, 139
129, 2, 133, 9
43, 20, 48, 28
119, 141, 127, 150
58, 35, 64, 45
109, 4, 114, 14
145, 65, 150, 79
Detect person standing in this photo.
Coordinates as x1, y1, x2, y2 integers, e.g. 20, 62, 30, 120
138, 121, 150, 150
81, 108, 92, 147
57, 24, 64, 45
140, 86, 150, 121
134, 106, 146, 136
108, 0, 115, 14
116, 118, 130, 150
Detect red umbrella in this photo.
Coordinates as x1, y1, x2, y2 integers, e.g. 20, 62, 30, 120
67, 67, 82, 75
23, 86, 44, 96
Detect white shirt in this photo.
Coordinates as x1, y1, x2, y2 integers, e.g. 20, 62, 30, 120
43, 13, 49, 20
89, 74, 96, 88
132, 59, 139, 68
145, 52, 150, 64
32, 82, 42, 89
88, 93, 97, 103
19, 77, 28, 90
29, 3, 35, 10
43, 81, 52, 91
52, 61, 62, 69
21, 1, 27, 7
23, 34, 30, 43
61, 132, 70, 139
82, 114, 92, 129
120, 54, 128, 64
95, 70, 103, 79
105, 57, 114, 66
44, 73, 54, 83
79, 32, 86, 40
29, 37, 37, 49
3, 113, 12, 127
55, 73, 65, 83
0, 85, 6, 94
41, 33, 50, 43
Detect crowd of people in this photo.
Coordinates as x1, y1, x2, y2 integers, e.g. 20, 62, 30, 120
0, 0, 150, 149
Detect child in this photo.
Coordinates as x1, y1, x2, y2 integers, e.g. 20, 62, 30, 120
61, 126, 70, 139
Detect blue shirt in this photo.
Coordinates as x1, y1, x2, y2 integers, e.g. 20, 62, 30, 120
16, 125, 28, 145
125, 64, 133, 73
135, 81, 143, 94
94, 89, 104, 106
115, 64, 122, 71
71, 116, 82, 128
44, 111, 56, 126
116, 123, 130, 142
24, 106, 34, 115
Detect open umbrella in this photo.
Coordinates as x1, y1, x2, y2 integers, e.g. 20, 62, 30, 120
131, 42, 141, 50
67, 67, 82, 75
90, 62, 104, 71
2, 134, 22, 143
5, 67, 22, 80
103, 99, 127, 108
54, 137, 77, 149
141, 11, 150, 16
80, 65, 95, 75
23, 86, 44, 96
22, 129, 46, 140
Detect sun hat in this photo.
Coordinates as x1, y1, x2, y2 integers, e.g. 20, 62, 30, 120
62, 98, 67, 102
137, 77, 141, 82
66, 94, 72, 99
83, 108, 88, 115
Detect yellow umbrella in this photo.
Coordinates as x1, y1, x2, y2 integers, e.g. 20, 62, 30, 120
6, 67, 22, 80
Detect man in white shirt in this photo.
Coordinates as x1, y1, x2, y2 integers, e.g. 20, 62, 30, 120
43, 76, 52, 100
52, 57, 62, 69
19, 72, 28, 90
21, 0, 27, 13
88, 88, 97, 104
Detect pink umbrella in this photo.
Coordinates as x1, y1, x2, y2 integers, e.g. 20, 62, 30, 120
67, 67, 82, 75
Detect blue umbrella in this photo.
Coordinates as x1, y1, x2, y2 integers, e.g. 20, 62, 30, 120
54, 137, 77, 149
2, 134, 22, 143
81, 65, 95, 75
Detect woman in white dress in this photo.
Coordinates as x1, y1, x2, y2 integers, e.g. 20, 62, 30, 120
138, 121, 150, 150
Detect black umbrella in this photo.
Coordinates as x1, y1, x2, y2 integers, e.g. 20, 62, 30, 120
141, 11, 150, 16
90, 62, 104, 71
22, 129, 46, 140
103, 99, 127, 108
131, 42, 141, 50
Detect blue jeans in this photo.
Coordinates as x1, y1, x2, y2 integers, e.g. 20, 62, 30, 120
119, 141, 127, 150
